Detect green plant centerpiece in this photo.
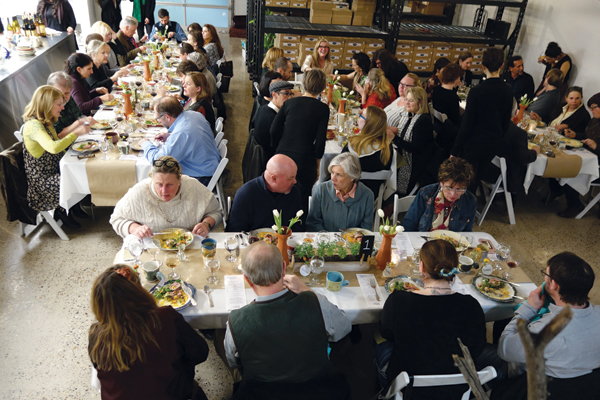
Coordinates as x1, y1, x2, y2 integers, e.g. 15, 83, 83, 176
292, 235, 364, 264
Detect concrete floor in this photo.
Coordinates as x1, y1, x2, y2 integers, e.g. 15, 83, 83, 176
1, 36, 599, 399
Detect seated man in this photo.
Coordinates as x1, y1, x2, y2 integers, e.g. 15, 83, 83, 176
150, 8, 188, 43
500, 56, 535, 102
224, 241, 351, 398
274, 56, 293, 81
227, 154, 302, 233
116, 16, 147, 66
253, 80, 295, 158
498, 252, 600, 379
140, 96, 221, 186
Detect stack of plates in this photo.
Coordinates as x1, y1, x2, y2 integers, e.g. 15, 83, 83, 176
16, 46, 35, 57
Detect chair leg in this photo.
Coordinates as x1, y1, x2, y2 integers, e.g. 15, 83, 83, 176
40, 211, 70, 241
575, 192, 600, 219
477, 180, 501, 226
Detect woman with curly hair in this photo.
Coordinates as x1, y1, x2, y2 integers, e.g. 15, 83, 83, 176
37, 0, 76, 33
89, 264, 209, 399
202, 24, 224, 66
356, 68, 397, 109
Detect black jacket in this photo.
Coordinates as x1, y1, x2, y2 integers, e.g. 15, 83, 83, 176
99, 0, 123, 32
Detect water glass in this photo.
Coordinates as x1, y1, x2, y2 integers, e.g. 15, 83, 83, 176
224, 236, 240, 263
496, 243, 510, 261
100, 139, 111, 161
128, 237, 144, 266
309, 256, 325, 285
411, 248, 421, 276
205, 255, 221, 284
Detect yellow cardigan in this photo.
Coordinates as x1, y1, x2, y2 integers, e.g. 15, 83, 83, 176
23, 120, 77, 158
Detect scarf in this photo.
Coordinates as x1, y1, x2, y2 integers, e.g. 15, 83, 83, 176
41, 0, 64, 25
431, 188, 454, 231
396, 112, 421, 194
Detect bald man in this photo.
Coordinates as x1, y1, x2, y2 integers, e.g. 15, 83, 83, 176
226, 154, 303, 232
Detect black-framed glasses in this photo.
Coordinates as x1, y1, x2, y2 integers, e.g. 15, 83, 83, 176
540, 269, 551, 280
276, 91, 294, 97
153, 159, 179, 168
399, 82, 415, 88
156, 113, 168, 122
590, 105, 599, 111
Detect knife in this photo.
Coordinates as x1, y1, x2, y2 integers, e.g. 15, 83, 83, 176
182, 282, 197, 307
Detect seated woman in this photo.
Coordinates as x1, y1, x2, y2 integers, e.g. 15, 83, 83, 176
342, 106, 393, 196
181, 72, 216, 132
187, 29, 204, 51
401, 157, 476, 232
425, 57, 450, 101
249, 70, 283, 131
86, 40, 129, 91
551, 87, 591, 139
537, 42, 572, 96
335, 52, 370, 92
456, 51, 474, 87
384, 73, 420, 137
47, 71, 95, 139
89, 265, 209, 400
356, 68, 396, 110
376, 239, 486, 398
202, 24, 224, 67
528, 69, 564, 124
22, 85, 90, 228
110, 156, 222, 238
187, 51, 217, 98
301, 37, 333, 75
187, 22, 202, 35
261, 46, 284, 76
90, 21, 124, 69
306, 153, 374, 232
392, 86, 434, 195
65, 53, 114, 116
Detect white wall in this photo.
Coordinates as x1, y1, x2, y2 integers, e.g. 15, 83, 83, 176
455, 0, 600, 101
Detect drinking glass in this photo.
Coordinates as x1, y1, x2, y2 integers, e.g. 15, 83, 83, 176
109, 118, 118, 131
165, 252, 180, 279
224, 236, 240, 262
309, 255, 325, 285
496, 243, 510, 261
99, 139, 111, 161
177, 242, 187, 262
411, 248, 421, 276
205, 255, 221, 284
504, 256, 519, 280
128, 237, 144, 266
147, 238, 161, 265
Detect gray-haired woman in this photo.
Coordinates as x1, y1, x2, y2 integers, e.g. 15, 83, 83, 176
86, 39, 130, 91
47, 71, 95, 139
306, 153, 374, 232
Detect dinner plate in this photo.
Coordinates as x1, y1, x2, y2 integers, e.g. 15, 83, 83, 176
144, 119, 162, 127
91, 121, 111, 130
150, 280, 195, 310
169, 85, 180, 92
341, 228, 374, 244
249, 228, 279, 244
154, 229, 194, 250
71, 140, 100, 153
130, 140, 144, 151
427, 230, 469, 252
527, 142, 537, 150
385, 275, 424, 294
471, 275, 517, 303
558, 137, 583, 148
103, 99, 119, 106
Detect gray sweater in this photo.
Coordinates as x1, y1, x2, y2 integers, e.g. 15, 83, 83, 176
498, 302, 600, 378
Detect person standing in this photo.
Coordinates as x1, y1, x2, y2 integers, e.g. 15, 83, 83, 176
97, 0, 123, 33
37, 0, 76, 34
132, 0, 155, 41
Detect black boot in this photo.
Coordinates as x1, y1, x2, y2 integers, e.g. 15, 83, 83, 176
69, 203, 90, 219
54, 208, 81, 228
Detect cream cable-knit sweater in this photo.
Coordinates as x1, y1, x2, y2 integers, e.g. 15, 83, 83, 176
110, 175, 222, 238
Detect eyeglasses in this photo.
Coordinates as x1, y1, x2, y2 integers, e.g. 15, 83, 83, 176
153, 159, 179, 168
318, 45, 329, 49
441, 186, 467, 194
590, 105, 599, 111
276, 91, 294, 97
156, 113, 168, 122
540, 269, 552, 280
399, 82, 415, 88
376, 61, 381, 66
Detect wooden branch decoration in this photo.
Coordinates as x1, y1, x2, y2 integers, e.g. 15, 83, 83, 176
452, 338, 489, 400
517, 305, 573, 400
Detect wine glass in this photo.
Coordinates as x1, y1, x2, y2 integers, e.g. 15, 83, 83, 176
128, 237, 144, 267
165, 252, 180, 279
99, 139, 111, 161
109, 117, 118, 131
224, 236, 240, 263
205, 255, 221, 284
147, 238, 161, 265
309, 255, 325, 285
496, 243, 510, 261
504, 256, 519, 280
411, 247, 421, 277
177, 242, 187, 262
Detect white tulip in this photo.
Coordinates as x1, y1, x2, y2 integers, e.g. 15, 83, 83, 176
396, 225, 405, 233
272, 225, 278, 232
349, 90, 354, 96
377, 209, 385, 218
383, 225, 390, 232
273, 209, 280, 218
296, 210, 304, 217
334, 70, 339, 75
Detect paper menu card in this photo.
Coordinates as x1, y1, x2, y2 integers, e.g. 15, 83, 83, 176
225, 275, 247, 311
357, 274, 384, 307
395, 232, 414, 257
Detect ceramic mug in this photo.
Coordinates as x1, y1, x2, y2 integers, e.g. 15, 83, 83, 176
326, 271, 349, 292
143, 260, 161, 281
201, 238, 217, 258
459, 255, 474, 273
117, 141, 130, 155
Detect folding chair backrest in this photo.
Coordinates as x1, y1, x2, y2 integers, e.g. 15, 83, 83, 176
215, 117, 224, 134
215, 131, 224, 147
218, 139, 228, 159
392, 194, 416, 226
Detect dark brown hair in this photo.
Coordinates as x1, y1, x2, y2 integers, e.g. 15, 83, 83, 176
548, 252, 594, 306
440, 63, 464, 84
420, 239, 459, 282
437, 157, 474, 187
203, 24, 224, 58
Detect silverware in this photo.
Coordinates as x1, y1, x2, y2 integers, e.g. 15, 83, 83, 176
156, 274, 166, 290
478, 274, 521, 287
204, 285, 214, 307
370, 277, 381, 301
182, 282, 197, 306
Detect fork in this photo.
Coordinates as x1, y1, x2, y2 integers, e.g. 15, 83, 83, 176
370, 277, 381, 301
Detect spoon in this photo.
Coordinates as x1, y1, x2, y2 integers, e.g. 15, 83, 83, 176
183, 282, 197, 307
204, 285, 214, 307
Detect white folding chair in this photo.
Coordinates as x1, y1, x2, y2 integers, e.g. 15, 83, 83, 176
91, 366, 101, 393
206, 158, 229, 224
14, 130, 23, 142
361, 170, 392, 231
392, 194, 416, 226
408, 182, 420, 196
476, 156, 516, 225
384, 366, 497, 400
215, 117, 224, 134
308, 195, 312, 214
214, 131, 224, 147
576, 182, 600, 219
19, 211, 70, 241
218, 139, 228, 159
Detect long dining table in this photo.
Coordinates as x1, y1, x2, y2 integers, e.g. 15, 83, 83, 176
114, 231, 537, 329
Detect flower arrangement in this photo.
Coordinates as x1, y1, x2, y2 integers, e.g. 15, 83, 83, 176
377, 209, 405, 235
519, 94, 535, 107
272, 209, 303, 234
327, 70, 340, 86
119, 82, 132, 94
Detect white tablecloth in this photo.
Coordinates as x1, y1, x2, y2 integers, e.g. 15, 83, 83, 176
523, 148, 599, 195
114, 231, 535, 329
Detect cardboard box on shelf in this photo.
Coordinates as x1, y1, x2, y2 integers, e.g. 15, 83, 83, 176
351, 1, 377, 13
310, 0, 334, 10
412, 57, 432, 68
398, 58, 412, 67
330, 54, 343, 64
471, 45, 488, 54
343, 62, 354, 68
472, 53, 483, 60
433, 42, 452, 51
345, 41, 365, 52
327, 37, 345, 47
332, 9, 353, 25
396, 51, 412, 58
265, 0, 276, 6
274, 0, 291, 6
413, 51, 433, 59
411, 1, 446, 16
310, 9, 333, 24
329, 47, 344, 55
365, 39, 386, 50
413, 64, 429, 72
302, 35, 321, 44
433, 51, 452, 59
452, 44, 472, 53
352, 13, 374, 26
282, 49, 299, 63
414, 42, 434, 51
280, 41, 300, 49
471, 67, 483, 74
471, 60, 482, 68
271, 12, 287, 16
332, 1, 350, 9
290, 2, 308, 8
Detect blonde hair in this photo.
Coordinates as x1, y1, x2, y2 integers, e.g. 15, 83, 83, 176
150, 155, 183, 178
404, 73, 421, 88
262, 47, 284, 70
349, 106, 391, 165
405, 86, 429, 114
22, 85, 64, 127
90, 21, 112, 39
368, 68, 393, 101
86, 39, 108, 56
311, 38, 331, 63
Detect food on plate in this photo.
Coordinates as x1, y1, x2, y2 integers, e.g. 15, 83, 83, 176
428, 230, 469, 252
168, 85, 179, 92
558, 137, 583, 148
476, 277, 511, 300
72, 141, 99, 152
527, 142, 537, 150
145, 119, 162, 126
389, 280, 421, 293
326, 129, 335, 140
156, 229, 193, 250
152, 280, 189, 308
342, 229, 366, 244
91, 121, 110, 130
130, 140, 144, 151
256, 231, 278, 245
303, 237, 314, 243
103, 99, 119, 106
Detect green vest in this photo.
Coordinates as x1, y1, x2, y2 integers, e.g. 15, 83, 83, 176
229, 290, 331, 383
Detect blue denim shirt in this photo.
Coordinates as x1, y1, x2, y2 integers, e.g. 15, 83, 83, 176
401, 183, 477, 232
